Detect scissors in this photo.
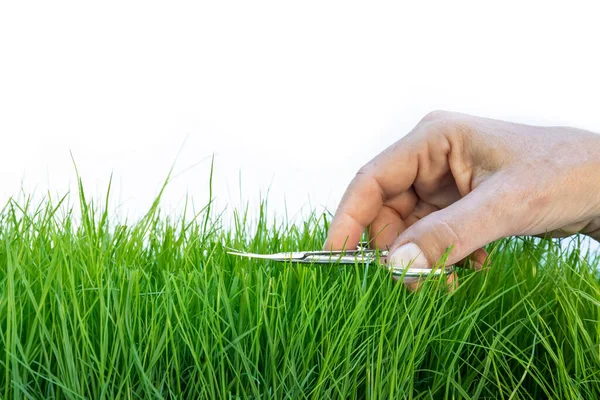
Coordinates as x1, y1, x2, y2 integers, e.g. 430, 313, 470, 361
227, 242, 454, 278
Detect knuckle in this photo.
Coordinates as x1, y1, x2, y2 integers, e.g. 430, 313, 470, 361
420, 109, 453, 124
353, 165, 374, 186
351, 165, 385, 200
416, 110, 473, 144
355, 164, 370, 177
421, 124, 446, 144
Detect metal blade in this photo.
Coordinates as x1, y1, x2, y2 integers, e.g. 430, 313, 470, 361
227, 251, 309, 262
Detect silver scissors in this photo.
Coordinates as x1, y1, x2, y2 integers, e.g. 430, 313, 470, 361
227, 242, 454, 278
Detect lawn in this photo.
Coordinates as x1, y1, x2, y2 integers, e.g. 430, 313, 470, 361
1, 181, 600, 399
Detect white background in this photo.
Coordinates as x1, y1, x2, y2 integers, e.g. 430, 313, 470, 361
1, 1, 600, 229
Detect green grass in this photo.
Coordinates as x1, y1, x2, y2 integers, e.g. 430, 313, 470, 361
1, 181, 600, 399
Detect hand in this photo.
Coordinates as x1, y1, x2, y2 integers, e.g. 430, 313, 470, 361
324, 111, 600, 290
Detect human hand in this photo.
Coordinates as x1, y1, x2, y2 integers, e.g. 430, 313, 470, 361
324, 111, 600, 289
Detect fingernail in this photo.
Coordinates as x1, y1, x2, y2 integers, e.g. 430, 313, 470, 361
473, 261, 483, 271
389, 243, 429, 271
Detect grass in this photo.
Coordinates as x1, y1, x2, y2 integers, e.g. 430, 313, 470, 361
1, 179, 600, 399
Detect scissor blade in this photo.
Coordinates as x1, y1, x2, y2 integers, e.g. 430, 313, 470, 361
227, 251, 308, 262
228, 248, 387, 264
302, 253, 379, 264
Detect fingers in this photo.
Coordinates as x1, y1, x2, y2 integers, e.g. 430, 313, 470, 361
456, 248, 488, 271
323, 173, 384, 251
367, 189, 420, 249
388, 184, 507, 274
469, 248, 489, 271
367, 205, 406, 249
583, 218, 600, 242
323, 141, 419, 251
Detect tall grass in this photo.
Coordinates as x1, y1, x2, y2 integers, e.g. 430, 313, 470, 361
1, 181, 599, 398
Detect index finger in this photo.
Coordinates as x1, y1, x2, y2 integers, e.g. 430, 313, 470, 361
323, 140, 418, 251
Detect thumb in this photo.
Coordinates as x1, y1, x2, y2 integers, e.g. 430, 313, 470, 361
388, 187, 507, 273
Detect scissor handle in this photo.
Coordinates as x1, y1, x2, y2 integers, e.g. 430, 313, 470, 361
388, 265, 454, 278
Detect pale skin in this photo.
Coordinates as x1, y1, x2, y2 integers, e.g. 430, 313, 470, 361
324, 111, 600, 290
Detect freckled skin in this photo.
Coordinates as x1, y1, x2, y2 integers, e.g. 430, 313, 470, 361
324, 111, 600, 290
